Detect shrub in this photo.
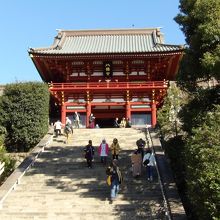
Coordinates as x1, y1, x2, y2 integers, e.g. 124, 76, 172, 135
0, 126, 15, 183
0, 82, 49, 152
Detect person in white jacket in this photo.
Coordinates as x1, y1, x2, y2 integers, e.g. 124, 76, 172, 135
143, 149, 156, 181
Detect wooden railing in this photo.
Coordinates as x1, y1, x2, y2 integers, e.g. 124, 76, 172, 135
49, 81, 168, 91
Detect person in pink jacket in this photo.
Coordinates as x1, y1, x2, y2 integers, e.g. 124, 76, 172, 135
98, 139, 109, 165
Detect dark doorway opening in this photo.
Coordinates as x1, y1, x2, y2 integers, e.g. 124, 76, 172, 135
95, 118, 115, 128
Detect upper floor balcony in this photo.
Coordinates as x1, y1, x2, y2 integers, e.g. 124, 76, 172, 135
49, 81, 168, 93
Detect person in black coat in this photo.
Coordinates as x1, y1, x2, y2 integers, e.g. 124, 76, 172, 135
84, 140, 95, 168
113, 117, 120, 128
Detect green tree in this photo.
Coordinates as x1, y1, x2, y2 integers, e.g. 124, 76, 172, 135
0, 82, 49, 152
175, 0, 220, 90
161, 1, 220, 218
157, 82, 187, 139
185, 105, 220, 219
179, 85, 220, 134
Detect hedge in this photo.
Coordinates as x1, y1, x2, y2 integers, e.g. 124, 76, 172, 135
0, 82, 50, 152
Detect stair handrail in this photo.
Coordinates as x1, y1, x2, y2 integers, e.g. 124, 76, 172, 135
145, 126, 173, 220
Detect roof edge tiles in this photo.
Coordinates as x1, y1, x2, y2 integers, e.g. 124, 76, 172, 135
29, 28, 184, 55
57, 27, 162, 36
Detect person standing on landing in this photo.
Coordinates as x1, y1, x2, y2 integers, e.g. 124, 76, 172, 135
98, 139, 109, 165
113, 117, 120, 128
89, 113, 95, 128
120, 117, 126, 128
74, 111, 80, 129
110, 138, 121, 160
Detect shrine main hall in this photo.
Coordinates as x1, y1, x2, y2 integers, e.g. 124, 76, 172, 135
29, 28, 183, 128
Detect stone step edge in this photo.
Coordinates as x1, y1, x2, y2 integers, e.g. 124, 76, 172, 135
0, 127, 53, 209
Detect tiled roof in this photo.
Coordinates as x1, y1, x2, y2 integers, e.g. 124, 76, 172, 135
29, 28, 183, 55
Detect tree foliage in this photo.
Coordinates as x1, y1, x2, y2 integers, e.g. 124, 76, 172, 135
0, 82, 50, 152
175, 0, 220, 90
185, 105, 220, 219
179, 85, 220, 134
158, 1, 220, 218
157, 82, 187, 139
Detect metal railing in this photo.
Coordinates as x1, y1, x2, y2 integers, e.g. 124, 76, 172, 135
145, 127, 173, 220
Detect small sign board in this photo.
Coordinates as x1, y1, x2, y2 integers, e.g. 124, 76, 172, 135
103, 61, 113, 78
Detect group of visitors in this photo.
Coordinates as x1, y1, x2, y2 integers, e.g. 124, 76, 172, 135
53, 111, 81, 136
114, 117, 131, 128
83, 136, 155, 203
54, 114, 133, 132
54, 117, 155, 203
131, 138, 156, 181
53, 111, 81, 142
83, 138, 122, 203
83, 138, 121, 168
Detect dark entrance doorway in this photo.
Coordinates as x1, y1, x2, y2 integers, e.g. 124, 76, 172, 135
95, 118, 115, 128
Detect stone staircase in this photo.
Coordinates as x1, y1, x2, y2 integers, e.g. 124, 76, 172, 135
0, 128, 166, 220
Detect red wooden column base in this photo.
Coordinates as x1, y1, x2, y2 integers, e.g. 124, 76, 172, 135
86, 102, 91, 128
61, 104, 66, 124
151, 102, 157, 128
126, 102, 131, 120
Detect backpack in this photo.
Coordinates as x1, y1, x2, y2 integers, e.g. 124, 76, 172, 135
143, 158, 150, 166
143, 154, 151, 166
64, 124, 71, 133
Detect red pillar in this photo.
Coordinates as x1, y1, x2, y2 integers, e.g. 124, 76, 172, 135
151, 102, 157, 128
61, 104, 66, 124
86, 102, 91, 128
125, 90, 131, 120
126, 102, 131, 120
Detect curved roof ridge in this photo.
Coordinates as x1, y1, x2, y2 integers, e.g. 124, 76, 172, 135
58, 27, 161, 36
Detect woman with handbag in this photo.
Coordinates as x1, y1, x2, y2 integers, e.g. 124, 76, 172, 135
106, 159, 123, 203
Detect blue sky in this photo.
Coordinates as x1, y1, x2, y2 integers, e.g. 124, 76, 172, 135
0, 0, 185, 84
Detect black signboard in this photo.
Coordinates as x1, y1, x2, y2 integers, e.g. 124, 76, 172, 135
103, 61, 113, 78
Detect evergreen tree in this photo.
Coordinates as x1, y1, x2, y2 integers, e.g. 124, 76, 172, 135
175, 0, 220, 90
158, 1, 220, 218
0, 82, 49, 152
185, 105, 220, 219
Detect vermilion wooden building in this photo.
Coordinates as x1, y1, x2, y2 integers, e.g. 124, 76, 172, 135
29, 28, 183, 128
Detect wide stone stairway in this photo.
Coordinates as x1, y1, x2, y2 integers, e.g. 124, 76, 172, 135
0, 128, 166, 220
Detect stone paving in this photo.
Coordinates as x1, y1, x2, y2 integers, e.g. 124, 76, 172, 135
0, 128, 166, 220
